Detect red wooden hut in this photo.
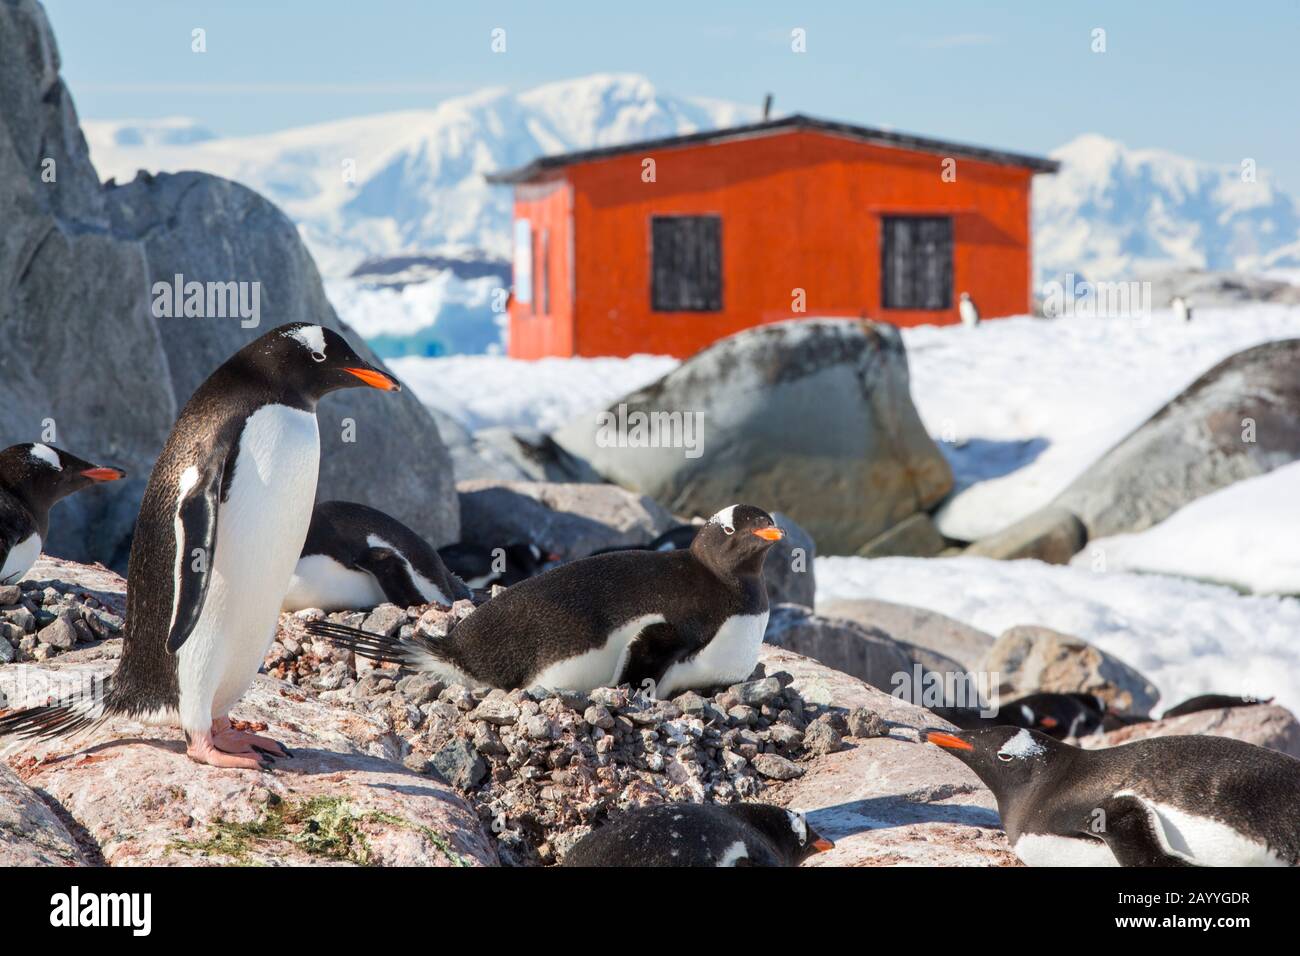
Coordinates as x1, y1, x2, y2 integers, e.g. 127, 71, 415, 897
487, 114, 1058, 359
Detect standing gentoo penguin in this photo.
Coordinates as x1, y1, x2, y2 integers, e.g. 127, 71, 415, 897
283, 500, 470, 611
958, 292, 980, 328
928, 727, 1300, 866
0, 324, 401, 769
1172, 295, 1193, 323
307, 504, 784, 697
562, 802, 833, 867
0, 444, 124, 585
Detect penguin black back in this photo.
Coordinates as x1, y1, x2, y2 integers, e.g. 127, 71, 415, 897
561, 802, 832, 867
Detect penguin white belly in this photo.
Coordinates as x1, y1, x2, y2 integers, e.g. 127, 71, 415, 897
0, 533, 40, 585
657, 611, 768, 698
283, 555, 385, 611
530, 613, 667, 692
177, 405, 320, 728
366, 533, 452, 605
1014, 833, 1119, 867
1130, 795, 1289, 867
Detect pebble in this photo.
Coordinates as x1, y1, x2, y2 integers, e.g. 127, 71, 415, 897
0, 585, 21, 606
848, 707, 890, 738
751, 753, 805, 780
470, 696, 521, 726
803, 715, 844, 755
38, 614, 79, 650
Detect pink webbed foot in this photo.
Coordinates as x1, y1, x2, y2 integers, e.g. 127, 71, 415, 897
211, 716, 291, 759
186, 733, 271, 771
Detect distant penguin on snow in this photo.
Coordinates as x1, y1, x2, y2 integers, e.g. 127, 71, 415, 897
283, 501, 470, 611
929, 726, 1300, 866
0, 323, 402, 770
0, 443, 124, 585
1172, 295, 1192, 323
563, 802, 834, 867
959, 291, 980, 328
308, 504, 785, 697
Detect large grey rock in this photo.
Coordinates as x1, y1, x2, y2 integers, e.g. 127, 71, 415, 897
0, 0, 457, 570
1052, 339, 1300, 538
817, 598, 995, 672
553, 319, 952, 556
763, 511, 816, 608
856, 512, 946, 558
981, 624, 1160, 717
763, 603, 916, 694
964, 506, 1087, 564
457, 480, 675, 560
0, 763, 86, 866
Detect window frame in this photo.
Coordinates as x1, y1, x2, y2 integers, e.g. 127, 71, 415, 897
650, 214, 723, 313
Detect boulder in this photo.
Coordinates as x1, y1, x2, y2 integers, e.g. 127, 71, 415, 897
757, 646, 1016, 867
964, 506, 1086, 564
1052, 339, 1300, 539
1143, 269, 1300, 308
0, 0, 457, 571
456, 480, 675, 560
763, 604, 916, 694
817, 598, 994, 672
981, 625, 1160, 717
0, 763, 85, 866
1078, 704, 1300, 759
552, 319, 953, 556
855, 512, 946, 558
763, 511, 817, 608
1, 659, 497, 866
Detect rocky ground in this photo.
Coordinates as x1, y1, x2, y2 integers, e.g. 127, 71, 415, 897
272, 603, 891, 865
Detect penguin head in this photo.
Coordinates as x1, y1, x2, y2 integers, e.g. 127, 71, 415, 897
247, 323, 401, 403
0, 443, 125, 511
691, 504, 784, 575
927, 726, 1063, 802
726, 803, 835, 865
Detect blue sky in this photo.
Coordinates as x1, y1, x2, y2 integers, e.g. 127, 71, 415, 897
44, 0, 1300, 191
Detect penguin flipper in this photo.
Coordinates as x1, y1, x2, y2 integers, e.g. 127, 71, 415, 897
166, 460, 225, 654
618, 621, 689, 699
1096, 795, 1199, 867
354, 547, 427, 608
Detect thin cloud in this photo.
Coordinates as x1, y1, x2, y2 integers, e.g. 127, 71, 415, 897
74, 81, 469, 95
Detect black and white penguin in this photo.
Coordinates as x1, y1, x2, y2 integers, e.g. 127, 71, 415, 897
283, 501, 470, 611
0, 323, 401, 770
436, 541, 550, 589
958, 291, 980, 328
0, 444, 124, 585
934, 692, 1108, 739
561, 802, 833, 867
928, 726, 1300, 866
307, 504, 784, 697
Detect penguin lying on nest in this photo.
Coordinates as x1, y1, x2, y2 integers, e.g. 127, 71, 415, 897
283, 501, 471, 611
562, 802, 833, 867
928, 726, 1300, 866
0, 323, 402, 769
306, 504, 784, 697
436, 541, 551, 588
933, 692, 1112, 739
1, 443, 125, 585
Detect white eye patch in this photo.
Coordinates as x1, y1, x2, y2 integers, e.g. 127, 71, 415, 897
709, 504, 739, 535
30, 444, 62, 470
287, 325, 327, 358
997, 728, 1046, 760
787, 810, 808, 845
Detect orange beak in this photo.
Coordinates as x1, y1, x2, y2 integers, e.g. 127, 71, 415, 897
752, 527, 784, 541
345, 367, 401, 391
80, 467, 125, 482
812, 837, 835, 853
927, 731, 974, 751
1038, 716, 1059, 729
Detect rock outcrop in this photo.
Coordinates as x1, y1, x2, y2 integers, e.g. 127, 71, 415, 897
0, 762, 85, 866
817, 598, 995, 672
1079, 704, 1300, 759
981, 624, 1160, 717
1051, 339, 1300, 539
0, 0, 457, 571
553, 319, 953, 556
763, 604, 917, 694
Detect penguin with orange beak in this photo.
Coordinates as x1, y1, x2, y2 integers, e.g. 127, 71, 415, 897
0, 443, 124, 585
308, 504, 786, 696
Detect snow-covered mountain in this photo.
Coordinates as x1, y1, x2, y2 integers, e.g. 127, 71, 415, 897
1036, 134, 1300, 283
83, 74, 757, 279
81, 75, 1300, 354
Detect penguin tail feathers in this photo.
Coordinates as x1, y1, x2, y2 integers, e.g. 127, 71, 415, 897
304, 620, 456, 674
0, 674, 113, 743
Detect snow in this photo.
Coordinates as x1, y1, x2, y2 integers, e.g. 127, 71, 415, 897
1074, 462, 1300, 596
815, 555, 1300, 717
902, 304, 1300, 540
388, 353, 678, 433
326, 275, 505, 356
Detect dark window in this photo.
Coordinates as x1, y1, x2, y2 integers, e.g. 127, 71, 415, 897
651, 215, 722, 311
881, 216, 953, 310
538, 228, 550, 315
